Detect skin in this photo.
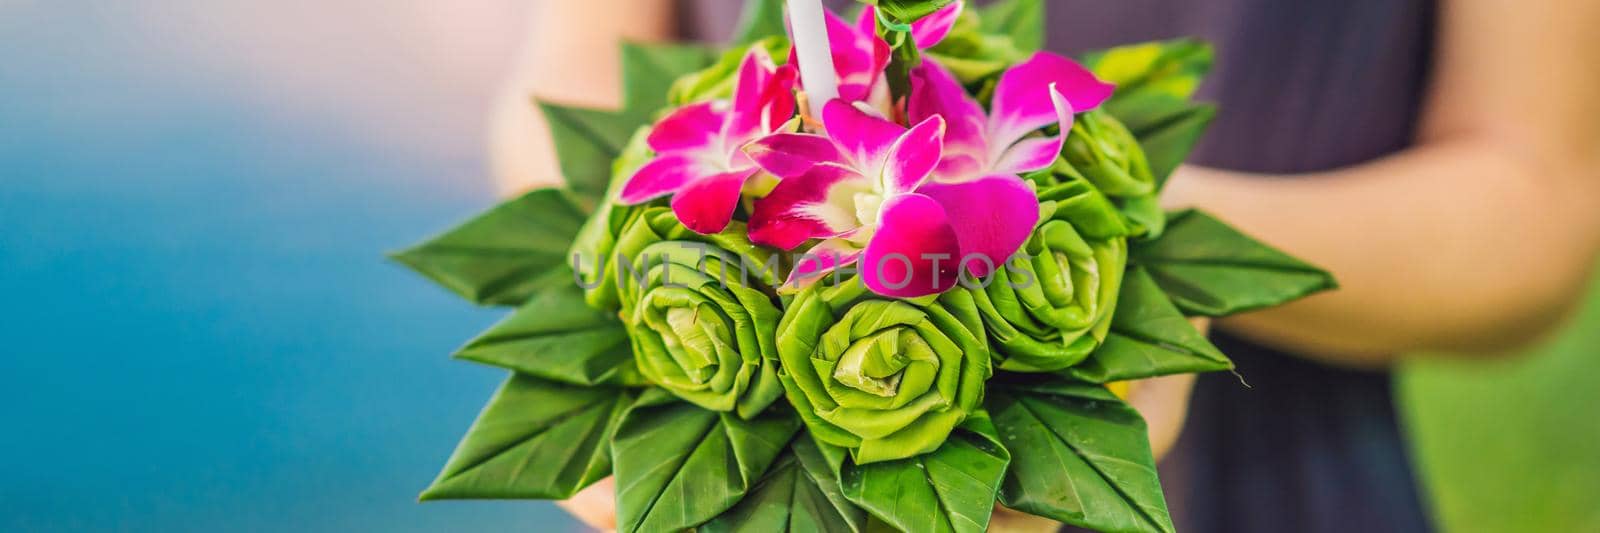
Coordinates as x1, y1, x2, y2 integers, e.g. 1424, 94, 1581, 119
493, 0, 1600, 528
1161, 0, 1600, 366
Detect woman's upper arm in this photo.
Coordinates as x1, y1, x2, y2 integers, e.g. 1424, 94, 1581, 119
492, 0, 674, 193
1421, 0, 1600, 178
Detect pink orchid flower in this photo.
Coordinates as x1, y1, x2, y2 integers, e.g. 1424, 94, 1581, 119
909, 52, 1115, 183
899, 53, 1116, 274
617, 47, 797, 234
788, 2, 962, 104
746, 100, 982, 298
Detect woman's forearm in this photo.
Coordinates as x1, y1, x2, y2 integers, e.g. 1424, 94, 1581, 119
1165, 139, 1600, 365
492, 1, 672, 193
1166, 0, 1600, 367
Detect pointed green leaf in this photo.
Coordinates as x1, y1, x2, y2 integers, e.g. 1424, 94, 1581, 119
990, 380, 1175, 533
833, 412, 1010, 533
420, 374, 634, 500
977, 0, 1044, 53
1066, 267, 1232, 383
668, 38, 790, 107
390, 188, 587, 306
1082, 39, 1216, 188
1083, 39, 1213, 103
613, 390, 801, 533
732, 0, 789, 46
454, 276, 641, 386
1133, 209, 1337, 316
1119, 192, 1168, 240
863, 0, 958, 23
702, 434, 869, 533
1106, 95, 1216, 188
538, 103, 640, 208
621, 42, 717, 116
884, 26, 923, 103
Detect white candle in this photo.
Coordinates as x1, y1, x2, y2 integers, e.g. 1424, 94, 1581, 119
786, 0, 839, 115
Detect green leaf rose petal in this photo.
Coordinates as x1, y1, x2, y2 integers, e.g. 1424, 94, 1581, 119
1066, 266, 1233, 383
975, 178, 1129, 372
776, 278, 991, 464
614, 216, 786, 418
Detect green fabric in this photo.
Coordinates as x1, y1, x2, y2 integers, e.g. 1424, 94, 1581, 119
614, 218, 785, 419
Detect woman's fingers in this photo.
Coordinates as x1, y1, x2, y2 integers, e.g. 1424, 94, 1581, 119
555, 477, 617, 532
990, 503, 1064, 533
1123, 373, 1197, 460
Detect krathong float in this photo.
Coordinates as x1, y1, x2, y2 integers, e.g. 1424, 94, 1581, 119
394, 1, 1335, 531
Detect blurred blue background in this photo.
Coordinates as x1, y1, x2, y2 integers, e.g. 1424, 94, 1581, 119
2, 3, 1595, 532
0, 2, 578, 531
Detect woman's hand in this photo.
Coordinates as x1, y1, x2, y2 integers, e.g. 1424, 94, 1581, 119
556, 477, 617, 532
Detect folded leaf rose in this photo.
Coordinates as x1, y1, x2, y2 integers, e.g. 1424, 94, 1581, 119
1062, 109, 1155, 198
774, 278, 991, 463
974, 174, 1129, 372
612, 208, 787, 419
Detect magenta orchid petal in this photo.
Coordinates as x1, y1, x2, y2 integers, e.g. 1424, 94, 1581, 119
623, 44, 797, 230
749, 164, 872, 250
785, 237, 863, 289
881, 115, 946, 195
915, 174, 1040, 277
909, 60, 989, 180
932, 154, 985, 182
822, 100, 909, 176
990, 52, 1113, 148
861, 194, 963, 298
990, 83, 1072, 175
744, 132, 846, 180
788, 9, 889, 103
725, 48, 797, 144
854, 5, 878, 37
910, 1, 963, 48
991, 134, 1065, 176
671, 168, 758, 234
646, 101, 729, 153
619, 154, 703, 205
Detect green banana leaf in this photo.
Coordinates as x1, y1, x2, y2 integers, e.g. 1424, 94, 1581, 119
731, 0, 789, 46
861, 0, 959, 23
1065, 266, 1232, 383
701, 434, 869, 533
990, 379, 1175, 533
1133, 209, 1337, 317
831, 412, 1011, 533
419, 374, 633, 500
977, 0, 1044, 54
453, 273, 641, 386
546, 42, 715, 208
390, 188, 586, 306
611, 389, 800, 532
1082, 39, 1217, 190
